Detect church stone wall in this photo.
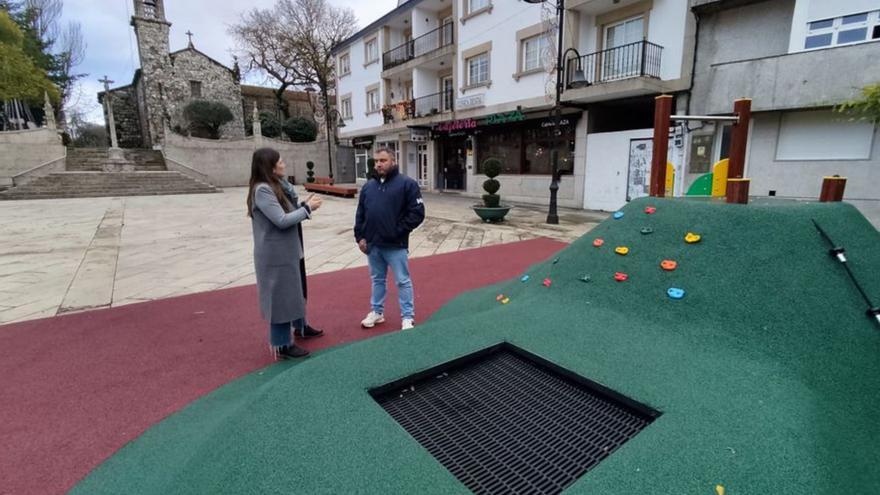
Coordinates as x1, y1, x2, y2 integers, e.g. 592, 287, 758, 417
168, 50, 246, 140
132, 16, 171, 147
100, 85, 143, 148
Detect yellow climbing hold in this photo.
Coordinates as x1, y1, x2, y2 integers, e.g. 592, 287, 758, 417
615, 246, 629, 256
685, 232, 702, 244
501, 297, 510, 304
715, 484, 725, 495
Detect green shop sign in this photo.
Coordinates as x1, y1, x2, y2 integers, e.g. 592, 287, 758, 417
484, 110, 525, 126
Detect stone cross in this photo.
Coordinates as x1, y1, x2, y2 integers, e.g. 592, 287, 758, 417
186, 30, 194, 47
99, 76, 121, 152
252, 102, 263, 147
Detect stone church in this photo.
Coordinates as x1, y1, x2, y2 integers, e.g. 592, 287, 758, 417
100, 0, 316, 149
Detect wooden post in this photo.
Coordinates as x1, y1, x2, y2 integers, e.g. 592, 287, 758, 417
650, 95, 673, 197
819, 176, 847, 202
727, 98, 751, 179
726, 178, 750, 204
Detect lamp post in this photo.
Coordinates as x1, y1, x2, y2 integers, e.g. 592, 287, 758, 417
305, 86, 346, 180
524, 0, 587, 224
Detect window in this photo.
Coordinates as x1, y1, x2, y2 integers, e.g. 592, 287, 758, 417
365, 37, 379, 65
522, 33, 551, 72
339, 53, 351, 76
366, 89, 380, 114
776, 110, 874, 161
476, 119, 577, 175
469, 0, 489, 13
804, 10, 880, 50
341, 96, 352, 119
189, 80, 202, 98
467, 52, 490, 86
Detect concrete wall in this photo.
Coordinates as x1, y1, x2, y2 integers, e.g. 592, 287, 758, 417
690, 0, 794, 114
0, 128, 65, 188
163, 132, 331, 187
745, 111, 880, 200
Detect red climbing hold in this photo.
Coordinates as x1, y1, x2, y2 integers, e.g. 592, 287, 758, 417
614, 272, 628, 282
593, 238, 604, 247
543, 278, 552, 287
645, 206, 657, 214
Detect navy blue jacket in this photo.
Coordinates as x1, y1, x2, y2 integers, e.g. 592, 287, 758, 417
354, 167, 425, 250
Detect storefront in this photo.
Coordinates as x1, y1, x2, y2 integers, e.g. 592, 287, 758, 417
352, 136, 374, 181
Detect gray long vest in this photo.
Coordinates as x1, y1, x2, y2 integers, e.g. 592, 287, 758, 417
251, 183, 310, 324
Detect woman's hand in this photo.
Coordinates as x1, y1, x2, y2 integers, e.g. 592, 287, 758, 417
306, 194, 322, 212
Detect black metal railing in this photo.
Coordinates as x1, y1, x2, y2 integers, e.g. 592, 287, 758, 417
565, 40, 663, 89
413, 90, 454, 118
382, 23, 454, 70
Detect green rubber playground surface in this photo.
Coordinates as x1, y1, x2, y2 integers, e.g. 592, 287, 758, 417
73, 197, 880, 495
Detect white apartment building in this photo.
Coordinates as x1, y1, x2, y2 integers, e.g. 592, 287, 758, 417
333, 0, 693, 209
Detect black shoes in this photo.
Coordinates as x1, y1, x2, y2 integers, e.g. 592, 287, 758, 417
296, 325, 324, 339
277, 344, 310, 359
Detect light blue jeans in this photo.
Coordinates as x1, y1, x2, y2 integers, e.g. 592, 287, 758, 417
368, 247, 414, 320
269, 318, 307, 348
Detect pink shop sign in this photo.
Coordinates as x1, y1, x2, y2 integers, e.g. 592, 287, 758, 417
435, 119, 478, 133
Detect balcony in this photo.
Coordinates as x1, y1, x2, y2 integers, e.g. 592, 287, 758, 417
382, 23, 454, 71
382, 90, 454, 125
565, 40, 663, 88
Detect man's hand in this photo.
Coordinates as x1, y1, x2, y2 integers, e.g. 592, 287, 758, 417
358, 239, 368, 254
306, 194, 322, 212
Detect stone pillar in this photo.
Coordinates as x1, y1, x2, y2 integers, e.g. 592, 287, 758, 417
252, 102, 263, 148
43, 92, 56, 130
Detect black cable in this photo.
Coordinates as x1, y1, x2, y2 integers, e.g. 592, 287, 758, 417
812, 219, 880, 326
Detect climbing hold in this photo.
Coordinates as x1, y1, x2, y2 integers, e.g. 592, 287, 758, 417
496, 294, 505, 301
520, 275, 530, 282
614, 272, 628, 282
552, 258, 560, 264
716, 485, 725, 495
640, 227, 654, 235
615, 246, 629, 256
613, 211, 625, 219
580, 275, 592, 283
501, 297, 510, 304
685, 232, 702, 244
660, 259, 678, 271
645, 206, 657, 214
543, 278, 552, 287
593, 238, 604, 247
667, 287, 685, 299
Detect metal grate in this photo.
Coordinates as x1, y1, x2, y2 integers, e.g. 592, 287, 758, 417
370, 343, 660, 495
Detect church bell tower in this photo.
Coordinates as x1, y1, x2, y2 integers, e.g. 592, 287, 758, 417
131, 0, 171, 147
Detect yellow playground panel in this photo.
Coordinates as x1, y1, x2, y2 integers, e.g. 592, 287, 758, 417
687, 158, 729, 197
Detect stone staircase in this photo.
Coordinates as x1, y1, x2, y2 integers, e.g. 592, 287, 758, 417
0, 148, 219, 200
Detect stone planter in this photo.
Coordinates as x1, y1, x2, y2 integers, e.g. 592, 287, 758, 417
472, 205, 512, 223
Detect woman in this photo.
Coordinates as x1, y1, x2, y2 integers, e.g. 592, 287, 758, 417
247, 148, 323, 359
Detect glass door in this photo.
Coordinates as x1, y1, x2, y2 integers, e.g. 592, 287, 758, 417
602, 15, 644, 81
441, 76, 454, 112
417, 144, 429, 188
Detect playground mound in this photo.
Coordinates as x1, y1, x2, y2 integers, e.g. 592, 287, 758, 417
72, 197, 880, 495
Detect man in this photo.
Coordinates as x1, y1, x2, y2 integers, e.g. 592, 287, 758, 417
354, 148, 425, 330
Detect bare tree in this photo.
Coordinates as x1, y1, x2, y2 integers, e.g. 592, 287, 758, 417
54, 19, 85, 128
230, 0, 357, 119
24, 0, 61, 43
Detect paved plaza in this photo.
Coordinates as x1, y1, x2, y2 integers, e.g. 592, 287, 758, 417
0, 188, 605, 325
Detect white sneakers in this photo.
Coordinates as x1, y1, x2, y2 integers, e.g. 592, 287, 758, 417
361, 311, 415, 331
361, 311, 385, 328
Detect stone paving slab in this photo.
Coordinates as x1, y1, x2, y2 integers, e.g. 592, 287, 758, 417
0, 187, 603, 325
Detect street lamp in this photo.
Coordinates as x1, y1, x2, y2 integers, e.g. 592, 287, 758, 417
305, 86, 346, 179
524, 0, 569, 224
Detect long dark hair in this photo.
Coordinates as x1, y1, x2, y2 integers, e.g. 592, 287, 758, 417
246, 147, 290, 218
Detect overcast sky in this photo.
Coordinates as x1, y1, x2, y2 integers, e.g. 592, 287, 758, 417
60, 0, 398, 123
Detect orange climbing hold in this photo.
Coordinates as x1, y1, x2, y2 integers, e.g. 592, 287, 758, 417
660, 260, 678, 271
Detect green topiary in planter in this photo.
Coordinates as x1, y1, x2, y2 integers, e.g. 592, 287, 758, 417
306, 161, 315, 183
481, 158, 502, 208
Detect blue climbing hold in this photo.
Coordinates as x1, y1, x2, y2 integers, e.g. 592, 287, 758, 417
667, 288, 686, 300
521, 275, 530, 282
613, 211, 624, 219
